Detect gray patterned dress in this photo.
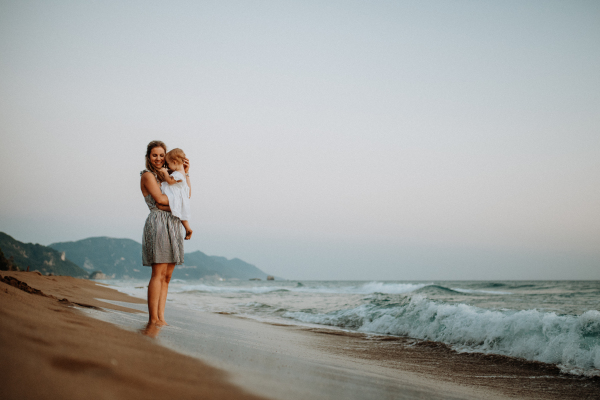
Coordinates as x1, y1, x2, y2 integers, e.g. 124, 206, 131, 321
141, 170, 185, 266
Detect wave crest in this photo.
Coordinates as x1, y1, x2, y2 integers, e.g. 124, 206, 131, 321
284, 296, 600, 376
173, 281, 430, 295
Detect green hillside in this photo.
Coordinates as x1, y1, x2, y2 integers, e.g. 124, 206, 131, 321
0, 232, 88, 277
0, 248, 19, 271
208, 256, 270, 280
173, 250, 232, 280
50, 237, 148, 279
173, 251, 268, 280
49, 236, 275, 280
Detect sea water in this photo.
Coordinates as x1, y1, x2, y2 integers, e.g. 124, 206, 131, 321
104, 279, 600, 377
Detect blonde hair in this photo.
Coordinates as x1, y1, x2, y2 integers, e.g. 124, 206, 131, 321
166, 148, 186, 166
145, 140, 167, 182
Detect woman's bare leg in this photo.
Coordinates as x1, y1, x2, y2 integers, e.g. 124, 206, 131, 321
148, 263, 168, 324
157, 263, 176, 325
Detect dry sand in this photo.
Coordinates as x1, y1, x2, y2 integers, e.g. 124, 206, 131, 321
1, 271, 598, 400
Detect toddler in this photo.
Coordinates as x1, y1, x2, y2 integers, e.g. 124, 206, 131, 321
160, 148, 192, 240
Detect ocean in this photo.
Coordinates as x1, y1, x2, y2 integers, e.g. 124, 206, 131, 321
105, 279, 600, 377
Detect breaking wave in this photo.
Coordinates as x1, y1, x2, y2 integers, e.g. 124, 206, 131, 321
283, 295, 600, 376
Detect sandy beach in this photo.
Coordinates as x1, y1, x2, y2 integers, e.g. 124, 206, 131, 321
1, 272, 598, 400
0, 271, 264, 400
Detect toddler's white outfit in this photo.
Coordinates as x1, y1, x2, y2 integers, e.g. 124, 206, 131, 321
161, 171, 191, 221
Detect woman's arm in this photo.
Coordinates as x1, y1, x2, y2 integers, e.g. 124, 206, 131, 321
186, 174, 192, 198
184, 158, 192, 198
155, 204, 171, 212
141, 172, 169, 205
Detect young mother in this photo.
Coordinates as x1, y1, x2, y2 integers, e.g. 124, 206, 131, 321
140, 140, 191, 327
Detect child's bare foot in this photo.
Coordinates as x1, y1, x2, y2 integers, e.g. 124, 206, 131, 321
185, 229, 193, 240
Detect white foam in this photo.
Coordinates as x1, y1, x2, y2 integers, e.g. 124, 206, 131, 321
451, 288, 513, 295
284, 296, 600, 376
97, 279, 147, 299
170, 281, 429, 295
174, 284, 285, 294
351, 282, 430, 294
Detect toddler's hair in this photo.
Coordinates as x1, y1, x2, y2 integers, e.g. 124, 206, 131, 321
166, 148, 186, 165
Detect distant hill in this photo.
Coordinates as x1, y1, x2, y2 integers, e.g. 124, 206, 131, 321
0, 232, 88, 277
208, 255, 271, 280
50, 237, 147, 279
175, 252, 270, 280
173, 250, 232, 280
0, 248, 19, 271
49, 236, 275, 280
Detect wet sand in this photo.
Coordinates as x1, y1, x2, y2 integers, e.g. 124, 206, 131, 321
1, 272, 598, 400
88, 299, 600, 400
309, 329, 600, 400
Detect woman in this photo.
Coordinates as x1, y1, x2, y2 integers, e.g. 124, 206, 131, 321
140, 140, 191, 329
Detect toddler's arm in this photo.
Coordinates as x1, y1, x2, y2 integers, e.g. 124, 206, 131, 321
160, 168, 183, 185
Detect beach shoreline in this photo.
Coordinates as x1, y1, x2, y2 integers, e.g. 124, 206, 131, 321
1, 272, 598, 400
0, 271, 265, 400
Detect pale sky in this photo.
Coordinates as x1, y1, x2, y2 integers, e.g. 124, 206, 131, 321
1, 0, 599, 280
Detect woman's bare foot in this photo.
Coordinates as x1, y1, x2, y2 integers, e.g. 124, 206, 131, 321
141, 321, 162, 337
156, 320, 169, 327
185, 229, 193, 240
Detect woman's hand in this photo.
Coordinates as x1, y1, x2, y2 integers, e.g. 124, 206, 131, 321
156, 203, 171, 212
183, 157, 191, 197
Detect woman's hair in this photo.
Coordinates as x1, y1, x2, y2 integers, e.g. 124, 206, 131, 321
166, 148, 186, 165
145, 140, 167, 182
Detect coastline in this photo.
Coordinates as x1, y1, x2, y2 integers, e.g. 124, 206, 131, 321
1, 272, 598, 400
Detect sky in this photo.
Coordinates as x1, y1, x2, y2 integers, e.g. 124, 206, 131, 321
0, 0, 599, 280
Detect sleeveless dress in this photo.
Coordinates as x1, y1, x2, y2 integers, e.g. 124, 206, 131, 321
141, 170, 185, 266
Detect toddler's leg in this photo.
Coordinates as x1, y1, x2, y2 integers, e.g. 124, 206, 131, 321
182, 220, 193, 240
